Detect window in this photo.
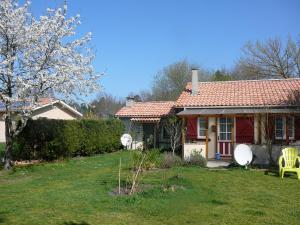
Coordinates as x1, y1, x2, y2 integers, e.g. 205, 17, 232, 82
197, 117, 207, 138
162, 127, 170, 140
287, 116, 295, 139
218, 117, 233, 141
275, 117, 284, 139
275, 116, 294, 140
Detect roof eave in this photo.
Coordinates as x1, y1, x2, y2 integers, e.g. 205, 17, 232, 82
174, 104, 300, 109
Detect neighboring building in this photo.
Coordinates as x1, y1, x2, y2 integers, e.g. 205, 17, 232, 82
0, 98, 82, 142
176, 69, 300, 164
115, 98, 174, 149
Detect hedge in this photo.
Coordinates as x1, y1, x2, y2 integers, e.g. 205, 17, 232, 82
13, 118, 124, 161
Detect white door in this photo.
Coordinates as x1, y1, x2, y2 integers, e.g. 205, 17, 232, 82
218, 117, 233, 157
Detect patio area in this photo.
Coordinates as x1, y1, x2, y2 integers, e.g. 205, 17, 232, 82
207, 160, 231, 168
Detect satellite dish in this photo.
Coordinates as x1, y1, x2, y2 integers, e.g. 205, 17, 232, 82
234, 144, 253, 168
120, 134, 132, 149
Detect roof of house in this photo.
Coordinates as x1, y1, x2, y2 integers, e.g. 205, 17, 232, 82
0, 98, 82, 117
34, 98, 83, 117
115, 101, 175, 118
175, 78, 300, 108
130, 117, 161, 123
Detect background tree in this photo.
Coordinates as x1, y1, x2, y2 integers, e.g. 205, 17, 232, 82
210, 69, 232, 81
90, 93, 124, 118
239, 36, 300, 79
0, 0, 100, 169
148, 60, 210, 101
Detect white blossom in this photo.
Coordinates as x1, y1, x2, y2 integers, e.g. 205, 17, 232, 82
0, 0, 101, 111
0, 0, 102, 169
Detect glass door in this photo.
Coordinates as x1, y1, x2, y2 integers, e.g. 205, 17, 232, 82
218, 117, 233, 156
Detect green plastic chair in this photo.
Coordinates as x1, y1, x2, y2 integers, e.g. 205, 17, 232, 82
278, 147, 300, 180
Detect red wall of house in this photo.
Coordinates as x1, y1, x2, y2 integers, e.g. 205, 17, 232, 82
187, 117, 197, 140
236, 117, 254, 143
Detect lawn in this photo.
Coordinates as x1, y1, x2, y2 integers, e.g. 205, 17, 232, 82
0, 151, 299, 225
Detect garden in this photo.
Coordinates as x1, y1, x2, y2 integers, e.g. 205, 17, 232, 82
0, 119, 300, 224
1, 149, 300, 225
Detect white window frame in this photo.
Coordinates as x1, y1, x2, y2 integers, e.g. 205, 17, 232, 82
218, 117, 233, 141
197, 117, 207, 139
275, 116, 295, 140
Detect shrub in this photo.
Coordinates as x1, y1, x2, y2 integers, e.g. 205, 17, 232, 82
132, 148, 162, 170
13, 118, 124, 161
160, 152, 183, 168
144, 149, 161, 170
184, 151, 207, 167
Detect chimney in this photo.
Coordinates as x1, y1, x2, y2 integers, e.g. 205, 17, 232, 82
126, 96, 135, 107
191, 68, 198, 96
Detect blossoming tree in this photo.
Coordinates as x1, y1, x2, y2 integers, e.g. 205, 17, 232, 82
0, 0, 101, 169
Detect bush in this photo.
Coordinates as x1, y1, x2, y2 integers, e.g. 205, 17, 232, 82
13, 118, 124, 161
184, 151, 207, 167
132, 148, 162, 170
160, 152, 183, 168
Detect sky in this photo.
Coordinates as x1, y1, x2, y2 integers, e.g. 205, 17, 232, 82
29, 0, 300, 101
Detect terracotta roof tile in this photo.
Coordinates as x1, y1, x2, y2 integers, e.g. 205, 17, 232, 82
37, 98, 56, 106
115, 101, 174, 117
131, 117, 161, 123
175, 79, 300, 107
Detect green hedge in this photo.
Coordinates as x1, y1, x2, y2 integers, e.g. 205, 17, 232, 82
13, 118, 124, 161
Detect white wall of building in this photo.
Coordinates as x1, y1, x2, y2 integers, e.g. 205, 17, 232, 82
32, 105, 77, 120
0, 121, 5, 143
183, 142, 206, 160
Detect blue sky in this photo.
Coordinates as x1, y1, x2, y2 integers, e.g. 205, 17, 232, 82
30, 0, 300, 100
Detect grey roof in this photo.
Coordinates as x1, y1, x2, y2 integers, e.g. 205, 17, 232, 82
177, 107, 300, 116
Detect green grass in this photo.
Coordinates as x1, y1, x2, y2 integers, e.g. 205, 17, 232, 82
0, 151, 300, 225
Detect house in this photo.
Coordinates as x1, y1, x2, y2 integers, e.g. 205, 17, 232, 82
0, 98, 82, 142
115, 97, 174, 149
176, 69, 300, 164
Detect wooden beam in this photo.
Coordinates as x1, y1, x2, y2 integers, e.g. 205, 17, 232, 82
231, 118, 235, 158
215, 117, 218, 156
181, 117, 186, 159
181, 117, 186, 145
205, 117, 209, 159
285, 116, 289, 145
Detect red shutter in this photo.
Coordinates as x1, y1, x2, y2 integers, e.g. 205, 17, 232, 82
236, 117, 254, 143
187, 117, 197, 140
295, 117, 300, 140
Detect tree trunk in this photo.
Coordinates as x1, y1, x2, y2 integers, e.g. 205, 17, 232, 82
171, 137, 174, 156
4, 112, 13, 170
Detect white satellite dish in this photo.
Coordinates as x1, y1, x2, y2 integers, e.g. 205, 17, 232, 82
234, 144, 253, 168
120, 133, 132, 149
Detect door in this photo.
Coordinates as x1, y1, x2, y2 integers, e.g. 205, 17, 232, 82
218, 117, 233, 157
